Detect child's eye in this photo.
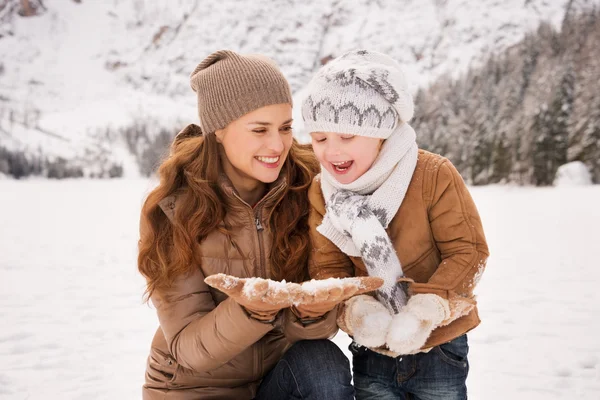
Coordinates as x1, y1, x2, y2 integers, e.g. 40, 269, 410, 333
340, 135, 354, 140
314, 137, 326, 143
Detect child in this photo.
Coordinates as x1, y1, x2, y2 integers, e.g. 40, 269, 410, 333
302, 49, 489, 399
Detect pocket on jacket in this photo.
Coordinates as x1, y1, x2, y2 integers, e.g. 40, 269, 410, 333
147, 347, 179, 385
434, 334, 469, 369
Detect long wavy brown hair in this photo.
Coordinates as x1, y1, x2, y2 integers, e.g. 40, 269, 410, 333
138, 125, 319, 300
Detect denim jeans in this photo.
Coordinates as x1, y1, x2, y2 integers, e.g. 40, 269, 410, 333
255, 339, 355, 400
351, 334, 470, 400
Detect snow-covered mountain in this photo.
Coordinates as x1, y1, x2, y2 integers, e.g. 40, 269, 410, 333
0, 0, 596, 177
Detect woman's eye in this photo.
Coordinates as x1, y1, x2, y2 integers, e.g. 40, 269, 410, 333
253, 129, 267, 134
280, 126, 293, 133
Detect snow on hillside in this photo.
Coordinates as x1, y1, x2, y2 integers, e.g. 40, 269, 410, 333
0, 0, 598, 173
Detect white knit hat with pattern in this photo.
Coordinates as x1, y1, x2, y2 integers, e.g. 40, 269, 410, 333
301, 49, 414, 139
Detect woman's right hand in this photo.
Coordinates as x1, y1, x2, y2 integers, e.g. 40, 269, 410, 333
205, 273, 302, 322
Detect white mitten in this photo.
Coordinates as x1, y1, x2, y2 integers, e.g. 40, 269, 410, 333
404, 294, 450, 326
386, 294, 450, 354
338, 295, 392, 348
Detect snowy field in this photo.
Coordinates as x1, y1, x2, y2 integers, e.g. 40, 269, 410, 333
0, 179, 599, 399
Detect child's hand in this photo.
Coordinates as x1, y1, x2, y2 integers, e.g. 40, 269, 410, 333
337, 294, 392, 348
204, 273, 302, 322
386, 294, 450, 354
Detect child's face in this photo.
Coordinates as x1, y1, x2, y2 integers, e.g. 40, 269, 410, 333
310, 131, 383, 184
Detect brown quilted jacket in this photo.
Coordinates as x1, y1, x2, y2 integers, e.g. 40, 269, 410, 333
308, 150, 490, 350
141, 174, 338, 400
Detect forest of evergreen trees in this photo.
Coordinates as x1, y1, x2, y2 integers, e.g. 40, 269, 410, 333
413, 7, 600, 185
1, 7, 598, 183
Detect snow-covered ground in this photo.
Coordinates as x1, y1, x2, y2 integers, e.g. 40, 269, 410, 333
1, 180, 599, 399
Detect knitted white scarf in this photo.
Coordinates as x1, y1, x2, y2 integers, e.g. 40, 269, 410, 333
318, 122, 418, 254
317, 122, 418, 313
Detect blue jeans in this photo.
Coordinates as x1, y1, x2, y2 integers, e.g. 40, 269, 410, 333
351, 334, 470, 400
255, 339, 355, 400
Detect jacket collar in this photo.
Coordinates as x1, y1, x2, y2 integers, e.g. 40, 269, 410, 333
216, 170, 288, 221
157, 168, 289, 227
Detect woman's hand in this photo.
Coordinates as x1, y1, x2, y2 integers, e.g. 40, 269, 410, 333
292, 276, 384, 319
206, 274, 383, 323
205, 274, 302, 322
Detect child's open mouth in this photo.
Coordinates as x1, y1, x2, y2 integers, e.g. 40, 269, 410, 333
331, 160, 353, 173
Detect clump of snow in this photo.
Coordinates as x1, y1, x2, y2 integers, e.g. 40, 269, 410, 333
241, 277, 267, 298
266, 279, 290, 292
469, 259, 487, 288
554, 161, 593, 186
242, 277, 291, 299
300, 277, 355, 294
213, 273, 239, 290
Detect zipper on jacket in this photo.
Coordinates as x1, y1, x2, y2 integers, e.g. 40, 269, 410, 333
230, 183, 284, 279
255, 216, 263, 231
253, 209, 266, 379
255, 207, 267, 278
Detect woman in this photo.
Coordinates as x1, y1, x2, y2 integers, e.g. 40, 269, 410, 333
137, 50, 360, 399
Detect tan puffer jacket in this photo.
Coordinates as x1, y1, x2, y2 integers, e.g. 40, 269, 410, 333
142, 174, 338, 400
308, 150, 490, 350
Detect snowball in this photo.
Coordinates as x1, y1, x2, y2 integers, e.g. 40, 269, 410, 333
554, 161, 593, 186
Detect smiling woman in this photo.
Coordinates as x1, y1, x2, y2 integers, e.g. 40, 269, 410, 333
215, 104, 294, 206
136, 50, 356, 400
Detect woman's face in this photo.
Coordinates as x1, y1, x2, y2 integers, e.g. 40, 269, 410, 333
310, 131, 382, 184
215, 103, 294, 186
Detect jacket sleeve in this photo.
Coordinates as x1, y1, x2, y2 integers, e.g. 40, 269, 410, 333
411, 159, 490, 302
140, 213, 274, 373
282, 306, 339, 343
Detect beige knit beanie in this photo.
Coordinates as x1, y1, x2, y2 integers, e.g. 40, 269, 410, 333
302, 49, 414, 139
190, 50, 293, 134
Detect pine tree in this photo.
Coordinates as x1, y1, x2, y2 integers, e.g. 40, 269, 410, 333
546, 65, 575, 174
490, 132, 512, 183
520, 34, 540, 101
577, 94, 600, 183
531, 105, 554, 186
